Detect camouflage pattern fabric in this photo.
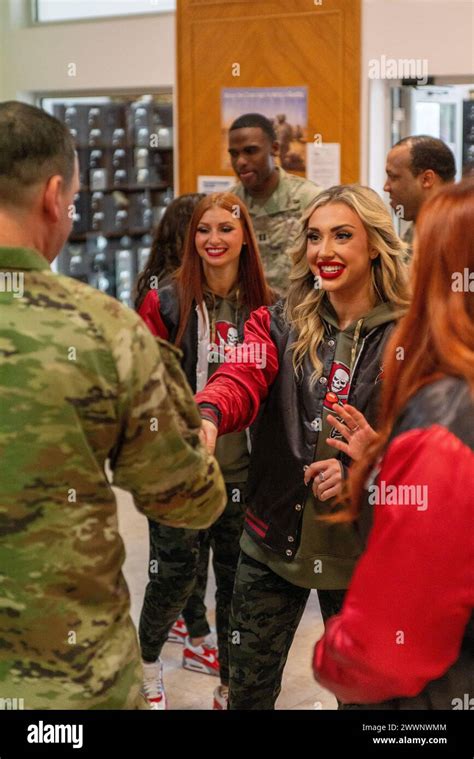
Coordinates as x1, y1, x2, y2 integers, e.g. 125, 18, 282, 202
181, 532, 211, 639
231, 167, 321, 294
0, 246, 226, 709
139, 483, 245, 685
228, 551, 345, 709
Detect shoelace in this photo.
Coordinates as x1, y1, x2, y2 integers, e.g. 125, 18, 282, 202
142, 672, 164, 699
186, 632, 218, 653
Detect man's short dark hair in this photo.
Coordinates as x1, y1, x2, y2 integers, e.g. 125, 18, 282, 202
229, 113, 277, 143
395, 135, 456, 182
0, 101, 76, 206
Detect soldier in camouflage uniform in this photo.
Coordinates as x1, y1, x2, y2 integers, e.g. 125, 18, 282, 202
0, 101, 226, 710
228, 113, 321, 294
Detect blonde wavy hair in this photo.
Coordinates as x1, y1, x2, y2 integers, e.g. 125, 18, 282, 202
284, 184, 411, 385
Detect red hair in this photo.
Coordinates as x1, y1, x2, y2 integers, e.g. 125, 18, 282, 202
346, 180, 474, 520
173, 192, 274, 346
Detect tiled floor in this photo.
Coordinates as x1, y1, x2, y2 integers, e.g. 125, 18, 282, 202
116, 487, 337, 710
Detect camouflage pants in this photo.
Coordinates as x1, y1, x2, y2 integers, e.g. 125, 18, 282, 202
228, 550, 346, 709
139, 483, 245, 684
180, 531, 211, 638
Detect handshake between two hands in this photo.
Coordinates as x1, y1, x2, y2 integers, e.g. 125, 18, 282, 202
199, 420, 219, 456
199, 403, 379, 502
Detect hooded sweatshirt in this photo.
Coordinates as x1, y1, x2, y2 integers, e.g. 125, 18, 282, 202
240, 299, 398, 589
203, 285, 250, 483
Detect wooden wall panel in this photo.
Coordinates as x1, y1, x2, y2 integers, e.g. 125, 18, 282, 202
177, 0, 360, 192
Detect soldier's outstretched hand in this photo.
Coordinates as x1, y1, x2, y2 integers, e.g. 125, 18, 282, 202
200, 419, 218, 455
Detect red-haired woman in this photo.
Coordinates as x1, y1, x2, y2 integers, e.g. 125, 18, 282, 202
137, 192, 274, 710
314, 179, 474, 708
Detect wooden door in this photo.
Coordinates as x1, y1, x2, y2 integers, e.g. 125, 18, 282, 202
177, 0, 360, 192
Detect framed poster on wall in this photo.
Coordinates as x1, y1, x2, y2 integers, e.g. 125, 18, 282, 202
221, 87, 308, 172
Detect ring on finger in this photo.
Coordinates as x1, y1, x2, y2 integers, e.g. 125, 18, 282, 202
319, 471, 325, 482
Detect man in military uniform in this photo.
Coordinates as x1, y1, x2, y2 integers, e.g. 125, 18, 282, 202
228, 113, 321, 294
0, 101, 226, 709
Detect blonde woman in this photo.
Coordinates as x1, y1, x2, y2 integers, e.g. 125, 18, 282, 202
196, 185, 410, 709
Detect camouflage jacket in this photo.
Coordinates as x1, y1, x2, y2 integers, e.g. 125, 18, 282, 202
0, 246, 226, 709
231, 167, 321, 294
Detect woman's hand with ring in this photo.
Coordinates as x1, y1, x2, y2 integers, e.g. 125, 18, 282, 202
304, 458, 343, 502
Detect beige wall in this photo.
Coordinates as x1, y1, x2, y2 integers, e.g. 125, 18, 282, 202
0, 1, 175, 101
363, 0, 473, 75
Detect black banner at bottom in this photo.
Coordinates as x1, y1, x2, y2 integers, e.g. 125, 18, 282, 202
0, 710, 471, 757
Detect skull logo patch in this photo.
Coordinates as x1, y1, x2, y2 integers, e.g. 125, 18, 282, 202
323, 361, 351, 411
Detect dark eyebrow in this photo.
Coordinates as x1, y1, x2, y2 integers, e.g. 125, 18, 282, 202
197, 221, 237, 227
228, 144, 259, 151
307, 224, 356, 233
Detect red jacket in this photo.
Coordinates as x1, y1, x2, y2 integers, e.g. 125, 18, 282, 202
137, 289, 169, 339
313, 378, 474, 706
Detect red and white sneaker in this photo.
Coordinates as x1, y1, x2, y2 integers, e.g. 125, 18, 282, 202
213, 685, 229, 710
167, 615, 188, 644
182, 635, 220, 677
141, 658, 167, 710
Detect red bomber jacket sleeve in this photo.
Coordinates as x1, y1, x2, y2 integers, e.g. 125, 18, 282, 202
137, 289, 169, 340
313, 424, 474, 704
195, 306, 280, 435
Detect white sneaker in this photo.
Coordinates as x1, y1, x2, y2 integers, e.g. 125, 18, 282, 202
167, 615, 188, 644
141, 658, 167, 710
182, 634, 220, 677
